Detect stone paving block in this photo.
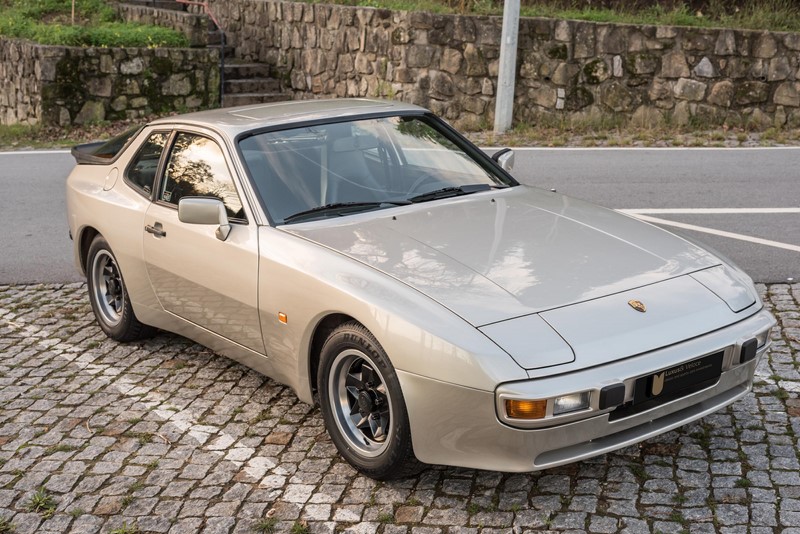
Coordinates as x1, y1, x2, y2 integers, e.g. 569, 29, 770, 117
0, 283, 797, 532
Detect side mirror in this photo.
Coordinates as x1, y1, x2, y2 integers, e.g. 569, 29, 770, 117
178, 197, 231, 241
492, 148, 515, 173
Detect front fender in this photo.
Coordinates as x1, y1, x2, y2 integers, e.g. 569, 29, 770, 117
257, 227, 527, 403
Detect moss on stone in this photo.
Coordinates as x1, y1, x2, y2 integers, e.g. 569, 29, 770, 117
41, 54, 86, 122
546, 43, 568, 60
150, 56, 173, 77
583, 58, 609, 84
566, 86, 594, 110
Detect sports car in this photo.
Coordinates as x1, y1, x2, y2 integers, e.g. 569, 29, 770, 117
66, 98, 775, 480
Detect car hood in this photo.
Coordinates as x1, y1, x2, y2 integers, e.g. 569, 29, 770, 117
284, 186, 722, 327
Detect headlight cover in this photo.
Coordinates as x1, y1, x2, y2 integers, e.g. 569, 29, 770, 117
691, 264, 757, 313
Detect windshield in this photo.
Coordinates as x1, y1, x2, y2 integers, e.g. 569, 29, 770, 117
239, 115, 513, 224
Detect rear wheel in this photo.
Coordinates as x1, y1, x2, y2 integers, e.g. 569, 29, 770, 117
86, 235, 153, 342
318, 322, 420, 480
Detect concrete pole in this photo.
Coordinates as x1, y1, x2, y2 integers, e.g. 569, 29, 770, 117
494, 0, 520, 134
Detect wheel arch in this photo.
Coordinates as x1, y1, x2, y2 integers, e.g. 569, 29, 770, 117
78, 226, 101, 276
308, 313, 360, 401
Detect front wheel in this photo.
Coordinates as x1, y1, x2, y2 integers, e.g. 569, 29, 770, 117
317, 322, 420, 480
86, 235, 153, 342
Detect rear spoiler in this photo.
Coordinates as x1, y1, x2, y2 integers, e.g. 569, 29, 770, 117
71, 142, 113, 165
70, 125, 144, 165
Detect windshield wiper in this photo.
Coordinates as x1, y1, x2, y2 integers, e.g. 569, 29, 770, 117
407, 183, 497, 203
282, 200, 410, 224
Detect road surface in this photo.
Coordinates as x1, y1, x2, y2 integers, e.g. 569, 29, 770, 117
0, 147, 797, 284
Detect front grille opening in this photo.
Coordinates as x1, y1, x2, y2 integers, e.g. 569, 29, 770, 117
608, 378, 719, 421
608, 350, 724, 422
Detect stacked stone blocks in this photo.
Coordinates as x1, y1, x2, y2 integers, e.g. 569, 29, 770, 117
0, 38, 219, 126
115, 3, 210, 47
209, 0, 800, 130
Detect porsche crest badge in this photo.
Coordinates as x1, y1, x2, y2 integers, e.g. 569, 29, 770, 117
628, 299, 646, 313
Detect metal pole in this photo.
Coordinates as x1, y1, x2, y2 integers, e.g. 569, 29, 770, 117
219, 28, 225, 107
494, 0, 520, 134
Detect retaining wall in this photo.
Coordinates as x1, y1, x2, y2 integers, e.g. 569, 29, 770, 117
208, 0, 800, 130
0, 38, 219, 126
116, 3, 209, 47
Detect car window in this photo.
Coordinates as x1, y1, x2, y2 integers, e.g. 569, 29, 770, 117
160, 133, 245, 221
126, 132, 169, 197
93, 126, 143, 159
239, 116, 511, 224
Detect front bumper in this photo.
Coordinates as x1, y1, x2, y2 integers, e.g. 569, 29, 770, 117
398, 308, 775, 472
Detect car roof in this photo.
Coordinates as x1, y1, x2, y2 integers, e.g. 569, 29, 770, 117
149, 98, 427, 138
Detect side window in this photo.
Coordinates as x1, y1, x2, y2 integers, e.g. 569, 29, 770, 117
126, 132, 169, 196
160, 133, 245, 220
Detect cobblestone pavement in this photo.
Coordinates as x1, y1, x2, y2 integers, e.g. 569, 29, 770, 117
0, 283, 798, 534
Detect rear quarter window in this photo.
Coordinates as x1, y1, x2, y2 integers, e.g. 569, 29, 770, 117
125, 132, 170, 197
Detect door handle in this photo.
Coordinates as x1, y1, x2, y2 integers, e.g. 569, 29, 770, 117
145, 223, 166, 238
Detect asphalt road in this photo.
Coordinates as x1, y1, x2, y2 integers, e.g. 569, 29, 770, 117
0, 150, 80, 284
0, 147, 797, 284
507, 147, 799, 283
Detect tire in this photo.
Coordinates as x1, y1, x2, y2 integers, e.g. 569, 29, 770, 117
86, 235, 153, 342
317, 322, 421, 480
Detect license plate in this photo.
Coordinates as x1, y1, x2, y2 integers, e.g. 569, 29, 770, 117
633, 351, 724, 405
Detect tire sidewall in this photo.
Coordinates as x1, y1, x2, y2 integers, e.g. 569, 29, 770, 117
86, 236, 137, 341
318, 324, 413, 479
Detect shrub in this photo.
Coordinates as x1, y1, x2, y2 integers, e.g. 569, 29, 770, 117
0, 0, 189, 47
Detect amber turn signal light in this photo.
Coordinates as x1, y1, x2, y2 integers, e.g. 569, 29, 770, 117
278, 312, 288, 324
505, 399, 547, 419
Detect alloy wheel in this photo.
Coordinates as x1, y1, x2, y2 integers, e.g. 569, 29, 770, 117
91, 250, 124, 327
328, 349, 393, 457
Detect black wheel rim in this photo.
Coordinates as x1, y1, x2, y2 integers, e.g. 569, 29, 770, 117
329, 349, 393, 457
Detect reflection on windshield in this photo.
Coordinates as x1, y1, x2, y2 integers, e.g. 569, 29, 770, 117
239, 116, 512, 224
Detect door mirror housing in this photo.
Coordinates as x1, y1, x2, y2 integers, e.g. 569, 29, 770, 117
178, 197, 231, 241
492, 148, 515, 173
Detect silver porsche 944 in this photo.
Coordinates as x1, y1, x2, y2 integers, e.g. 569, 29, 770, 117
66, 98, 775, 480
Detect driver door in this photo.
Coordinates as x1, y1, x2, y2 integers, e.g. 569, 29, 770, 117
142, 130, 264, 354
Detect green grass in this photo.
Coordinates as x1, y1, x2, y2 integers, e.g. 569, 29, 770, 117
0, 517, 14, 534
377, 512, 394, 524
253, 518, 278, 533
300, 0, 800, 32
774, 388, 790, 400
520, 1, 800, 32
44, 443, 79, 455
0, 125, 49, 148
109, 522, 139, 534
25, 487, 56, 518
0, 0, 189, 47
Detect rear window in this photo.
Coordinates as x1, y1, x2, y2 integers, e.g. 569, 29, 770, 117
91, 126, 143, 159
72, 125, 145, 165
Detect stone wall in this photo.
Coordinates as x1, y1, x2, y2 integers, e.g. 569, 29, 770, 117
207, 0, 800, 130
116, 3, 209, 47
0, 39, 43, 126
0, 38, 219, 126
